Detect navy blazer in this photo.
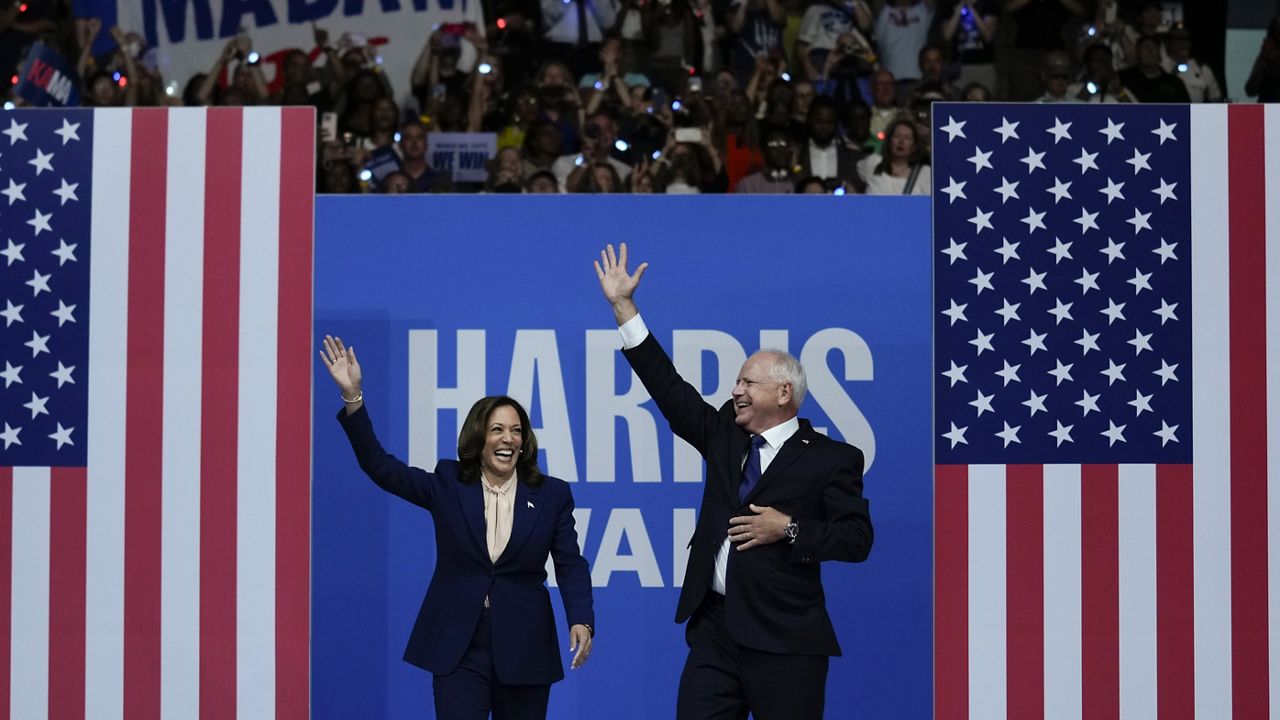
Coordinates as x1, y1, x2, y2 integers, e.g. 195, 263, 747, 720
338, 405, 595, 685
623, 334, 873, 657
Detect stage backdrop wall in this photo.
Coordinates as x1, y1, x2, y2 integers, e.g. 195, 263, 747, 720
312, 195, 933, 719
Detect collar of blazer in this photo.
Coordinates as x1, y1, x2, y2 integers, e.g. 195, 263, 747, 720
458, 475, 544, 566
730, 419, 816, 505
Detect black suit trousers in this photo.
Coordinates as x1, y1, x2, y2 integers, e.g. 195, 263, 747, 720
677, 594, 829, 720
432, 608, 551, 720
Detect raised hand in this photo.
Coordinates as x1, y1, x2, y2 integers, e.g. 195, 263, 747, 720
594, 243, 647, 326
319, 334, 363, 400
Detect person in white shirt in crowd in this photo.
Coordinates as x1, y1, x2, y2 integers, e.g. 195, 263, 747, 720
552, 110, 633, 190
867, 68, 901, 145
541, 0, 619, 77
1036, 50, 1080, 103
870, 0, 934, 101
796, 0, 873, 83
1162, 22, 1222, 103
857, 116, 930, 196
1088, 0, 1139, 72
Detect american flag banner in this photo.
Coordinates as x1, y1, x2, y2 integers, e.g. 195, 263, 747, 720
0, 108, 313, 719
933, 102, 1279, 719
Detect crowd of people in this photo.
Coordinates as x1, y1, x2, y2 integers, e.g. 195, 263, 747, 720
4, 0, 1274, 194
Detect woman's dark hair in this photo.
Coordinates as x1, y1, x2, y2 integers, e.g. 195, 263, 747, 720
1081, 42, 1113, 76
457, 396, 543, 486
794, 175, 828, 193
572, 162, 624, 193
875, 116, 921, 175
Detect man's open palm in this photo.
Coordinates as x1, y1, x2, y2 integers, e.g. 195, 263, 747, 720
594, 242, 647, 305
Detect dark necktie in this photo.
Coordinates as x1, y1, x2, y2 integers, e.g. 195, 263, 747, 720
576, 0, 590, 48
739, 435, 767, 503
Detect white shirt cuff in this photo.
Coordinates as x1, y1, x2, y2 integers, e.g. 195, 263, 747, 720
618, 313, 649, 349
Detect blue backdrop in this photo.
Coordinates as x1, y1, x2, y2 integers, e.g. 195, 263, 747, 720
312, 195, 934, 719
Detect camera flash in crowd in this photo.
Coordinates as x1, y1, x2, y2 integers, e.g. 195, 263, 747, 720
614, 139, 629, 152
671, 100, 682, 111
247, 51, 260, 63
781, 72, 791, 81
2, 102, 13, 110
479, 62, 493, 74
359, 169, 373, 182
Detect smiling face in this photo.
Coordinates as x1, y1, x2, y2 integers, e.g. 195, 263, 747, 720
481, 404, 523, 483
731, 352, 794, 434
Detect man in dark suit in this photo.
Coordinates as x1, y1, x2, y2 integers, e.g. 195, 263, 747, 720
797, 96, 866, 193
593, 244, 874, 720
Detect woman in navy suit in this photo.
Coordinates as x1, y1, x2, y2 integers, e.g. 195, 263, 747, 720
321, 335, 595, 720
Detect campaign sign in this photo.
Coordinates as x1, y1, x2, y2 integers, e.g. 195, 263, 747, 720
428, 131, 496, 183
312, 195, 934, 719
15, 43, 80, 107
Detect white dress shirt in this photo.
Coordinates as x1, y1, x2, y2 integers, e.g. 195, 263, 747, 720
808, 141, 838, 180
618, 314, 799, 595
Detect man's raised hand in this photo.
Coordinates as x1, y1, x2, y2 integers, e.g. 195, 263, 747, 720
594, 243, 647, 325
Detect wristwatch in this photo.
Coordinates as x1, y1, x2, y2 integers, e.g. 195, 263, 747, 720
784, 519, 799, 544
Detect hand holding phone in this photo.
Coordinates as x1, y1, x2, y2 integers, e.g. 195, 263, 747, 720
674, 127, 701, 143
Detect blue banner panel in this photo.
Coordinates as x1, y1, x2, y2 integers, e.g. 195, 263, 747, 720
312, 195, 934, 719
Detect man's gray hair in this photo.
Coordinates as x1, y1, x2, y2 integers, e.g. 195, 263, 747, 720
761, 349, 808, 407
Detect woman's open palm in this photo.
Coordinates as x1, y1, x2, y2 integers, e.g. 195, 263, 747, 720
320, 334, 362, 395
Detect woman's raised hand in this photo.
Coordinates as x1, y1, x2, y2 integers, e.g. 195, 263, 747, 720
319, 334, 362, 398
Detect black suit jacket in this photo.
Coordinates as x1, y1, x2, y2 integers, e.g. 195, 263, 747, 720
338, 405, 594, 685
797, 142, 866, 191
623, 334, 873, 656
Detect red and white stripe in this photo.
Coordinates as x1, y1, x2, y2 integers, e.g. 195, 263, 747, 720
935, 104, 1280, 719
2, 107, 313, 719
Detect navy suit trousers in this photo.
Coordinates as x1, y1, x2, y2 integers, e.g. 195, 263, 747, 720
433, 608, 551, 720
